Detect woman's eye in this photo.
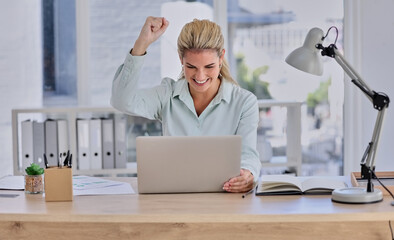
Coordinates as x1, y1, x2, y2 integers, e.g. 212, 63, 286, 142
186, 66, 195, 69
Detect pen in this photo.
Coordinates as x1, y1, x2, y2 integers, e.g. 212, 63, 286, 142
63, 150, 70, 167
242, 186, 256, 198
43, 153, 49, 169
68, 154, 72, 168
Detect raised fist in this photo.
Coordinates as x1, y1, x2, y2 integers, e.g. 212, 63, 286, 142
132, 16, 169, 55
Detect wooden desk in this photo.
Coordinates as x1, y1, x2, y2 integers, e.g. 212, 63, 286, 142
0, 177, 393, 240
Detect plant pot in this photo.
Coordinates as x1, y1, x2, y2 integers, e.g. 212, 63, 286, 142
25, 174, 44, 194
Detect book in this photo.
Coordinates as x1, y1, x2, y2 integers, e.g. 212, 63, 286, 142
114, 115, 127, 168
77, 119, 90, 170
101, 118, 115, 169
256, 175, 347, 195
21, 120, 34, 171
32, 121, 45, 169
45, 119, 59, 167
57, 119, 70, 164
89, 119, 103, 170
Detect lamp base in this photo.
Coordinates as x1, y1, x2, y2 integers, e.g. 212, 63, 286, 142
331, 187, 383, 204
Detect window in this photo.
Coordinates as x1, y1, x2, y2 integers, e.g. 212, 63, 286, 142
225, 0, 344, 175
42, 0, 77, 106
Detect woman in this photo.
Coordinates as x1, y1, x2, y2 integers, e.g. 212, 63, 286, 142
111, 17, 261, 193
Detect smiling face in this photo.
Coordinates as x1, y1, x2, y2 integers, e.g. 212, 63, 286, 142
181, 49, 224, 98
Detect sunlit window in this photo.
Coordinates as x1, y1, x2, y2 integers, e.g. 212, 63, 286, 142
42, 0, 77, 105
225, 0, 344, 175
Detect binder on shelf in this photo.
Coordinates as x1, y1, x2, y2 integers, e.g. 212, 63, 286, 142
45, 119, 59, 167
114, 115, 127, 168
57, 119, 69, 161
89, 119, 103, 170
32, 121, 46, 169
102, 118, 115, 169
21, 120, 34, 171
77, 119, 90, 170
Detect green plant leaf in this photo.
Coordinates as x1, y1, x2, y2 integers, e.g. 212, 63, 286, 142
25, 163, 44, 175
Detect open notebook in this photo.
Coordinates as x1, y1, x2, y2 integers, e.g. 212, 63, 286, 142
256, 175, 347, 195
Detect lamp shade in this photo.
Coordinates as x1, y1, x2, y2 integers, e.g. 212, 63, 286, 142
285, 28, 325, 76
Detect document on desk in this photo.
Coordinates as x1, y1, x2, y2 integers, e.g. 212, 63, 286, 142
0, 175, 135, 195
72, 176, 135, 196
0, 176, 24, 190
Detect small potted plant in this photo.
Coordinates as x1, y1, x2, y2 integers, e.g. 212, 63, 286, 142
25, 163, 44, 194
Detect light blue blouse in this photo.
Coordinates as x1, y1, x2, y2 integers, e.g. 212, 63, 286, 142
111, 53, 261, 177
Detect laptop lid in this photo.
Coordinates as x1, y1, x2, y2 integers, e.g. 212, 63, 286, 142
136, 135, 242, 194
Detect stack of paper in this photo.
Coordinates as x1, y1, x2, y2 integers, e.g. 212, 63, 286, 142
72, 175, 135, 196
0, 176, 24, 190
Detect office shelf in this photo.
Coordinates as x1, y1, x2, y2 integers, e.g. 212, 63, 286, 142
12, 107, 142, 177
12, 101, 302, 177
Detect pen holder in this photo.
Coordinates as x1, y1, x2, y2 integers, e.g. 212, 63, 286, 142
44, 167, 73, 202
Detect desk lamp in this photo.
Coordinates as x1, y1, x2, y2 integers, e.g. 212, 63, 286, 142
285, 27, 390, 204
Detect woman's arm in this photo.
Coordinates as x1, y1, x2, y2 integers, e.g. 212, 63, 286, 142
237, 94, 261, 178
223, 93, 261, 193
110, 17, 170, 120
110, 54, 174, 120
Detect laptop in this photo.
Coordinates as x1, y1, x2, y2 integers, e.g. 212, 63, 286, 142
136, 135, 242, 194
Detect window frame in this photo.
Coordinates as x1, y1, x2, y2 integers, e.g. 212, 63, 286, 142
343, 0, 364, 174
75, 0, 90, 106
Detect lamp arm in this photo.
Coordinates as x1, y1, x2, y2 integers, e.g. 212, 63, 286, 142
330, 47, 390, 177
360, 108, 386, 173
333, 48, 375, 103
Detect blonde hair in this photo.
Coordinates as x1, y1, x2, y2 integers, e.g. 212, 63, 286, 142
177, 19, 237, 85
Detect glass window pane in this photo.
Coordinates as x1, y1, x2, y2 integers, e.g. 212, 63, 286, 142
227, 0, 344, 176
42, 0, 77, 105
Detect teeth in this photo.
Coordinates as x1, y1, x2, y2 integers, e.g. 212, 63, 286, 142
194, 79, 208, 84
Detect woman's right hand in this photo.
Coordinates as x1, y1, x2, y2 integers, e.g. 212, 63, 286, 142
132, 16, 169, 56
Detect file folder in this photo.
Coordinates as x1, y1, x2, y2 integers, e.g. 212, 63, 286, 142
57, 119, 69, 162
21, 120, 34, 171
114, 115, 127, 168
102, 118, 115, 169
32, 121, 46, 169
77, 119, 90, 170
45, 119, 59, 167
89, 119, 103, 170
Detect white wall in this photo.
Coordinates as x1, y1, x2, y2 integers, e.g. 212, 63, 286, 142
0, 0, 42, 178
344, 0, 394, 173
360, 0, 394, 172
